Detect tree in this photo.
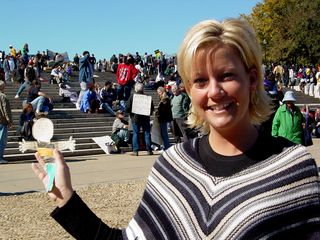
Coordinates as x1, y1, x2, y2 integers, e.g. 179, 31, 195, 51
243, 0, 320, 65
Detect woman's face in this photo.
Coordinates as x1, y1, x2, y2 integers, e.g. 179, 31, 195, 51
189, 46, 257, 133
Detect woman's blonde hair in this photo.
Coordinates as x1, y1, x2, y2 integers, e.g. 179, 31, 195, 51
177, 18, 272, 134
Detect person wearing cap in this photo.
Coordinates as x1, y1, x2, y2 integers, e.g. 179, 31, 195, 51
272, 90, 305, 144
111, 110, 130, 152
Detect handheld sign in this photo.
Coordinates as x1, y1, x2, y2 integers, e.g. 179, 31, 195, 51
132, 94, 152, 116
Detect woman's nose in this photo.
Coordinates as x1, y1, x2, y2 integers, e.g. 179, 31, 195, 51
207, 79, 224, 98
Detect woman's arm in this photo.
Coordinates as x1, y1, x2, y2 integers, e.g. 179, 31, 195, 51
32, 150, 123, 239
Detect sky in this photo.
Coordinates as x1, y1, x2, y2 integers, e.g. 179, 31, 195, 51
1, 0, 261, 60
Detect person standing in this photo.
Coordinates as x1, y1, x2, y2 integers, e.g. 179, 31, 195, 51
73, 53, 79, 67
272, 91, 304, 144
126, 82, 154, 156
273, 63, 284, 85
0, 81, 12, 164
109, 54, 118, 73
89, 54, 96, 72
116, 54, 137, 112
170, 84, 190, 143
21, 43, 29, 65
315, 69, 320, 99
76, 51, 93, 109
79, 51, 93, 85
9, 45, 16, 58
155, 86, 172, 150
2, 55, 11, 83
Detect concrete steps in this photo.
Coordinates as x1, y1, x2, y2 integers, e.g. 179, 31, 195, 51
287, 86, 320, 109
4, 71, 167, 162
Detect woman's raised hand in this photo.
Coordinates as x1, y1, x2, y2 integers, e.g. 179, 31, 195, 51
31, 149, 74, 208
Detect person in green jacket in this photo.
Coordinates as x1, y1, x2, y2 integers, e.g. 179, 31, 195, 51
271, 91, 304, 144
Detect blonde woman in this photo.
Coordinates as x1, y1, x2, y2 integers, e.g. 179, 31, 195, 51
32, 19, 320, 239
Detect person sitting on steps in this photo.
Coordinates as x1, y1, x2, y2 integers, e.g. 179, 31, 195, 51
111, 110, 130, 153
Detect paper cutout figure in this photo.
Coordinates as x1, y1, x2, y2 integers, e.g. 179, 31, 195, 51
19, 118, 76, 192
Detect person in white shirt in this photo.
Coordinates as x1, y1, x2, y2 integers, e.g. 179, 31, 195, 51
50, 65, 63, 84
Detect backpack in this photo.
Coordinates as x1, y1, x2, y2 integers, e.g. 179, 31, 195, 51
26, 67, 36, 81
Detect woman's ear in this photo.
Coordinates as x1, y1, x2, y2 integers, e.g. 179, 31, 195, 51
249, 68, 258, 91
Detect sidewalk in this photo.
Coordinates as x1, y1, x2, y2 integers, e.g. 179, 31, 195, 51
0, 152, 157, 194
1, 140, 319, 194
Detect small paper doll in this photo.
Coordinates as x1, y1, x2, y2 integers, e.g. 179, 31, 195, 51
19, 118, 76, 191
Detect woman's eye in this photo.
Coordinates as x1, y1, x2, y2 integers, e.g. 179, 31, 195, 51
223, 72, 234, 79
193, 78, 208, 88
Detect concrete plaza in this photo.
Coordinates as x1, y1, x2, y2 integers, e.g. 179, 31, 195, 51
0, 140, 319, 194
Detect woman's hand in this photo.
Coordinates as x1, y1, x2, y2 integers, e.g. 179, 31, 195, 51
31, 149, 74, 208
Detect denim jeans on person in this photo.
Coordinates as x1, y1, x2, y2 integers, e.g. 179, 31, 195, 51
117, 129, 130, 142
159, 121, 170, 150
16, 81, 31, 97
30, 96, 45, 112
117, 82, 132, 112
132, 120, 152, 152
0, 124, 8, 160
101, 102, 115, 115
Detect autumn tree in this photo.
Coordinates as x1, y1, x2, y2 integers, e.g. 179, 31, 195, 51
243, 0, 320, 65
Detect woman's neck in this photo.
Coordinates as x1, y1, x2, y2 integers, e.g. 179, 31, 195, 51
208, 124, 258, 156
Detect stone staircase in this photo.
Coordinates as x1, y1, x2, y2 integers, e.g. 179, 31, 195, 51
5, 71, 162, 162
285, 86, 320, 109
8, 73, 318, 163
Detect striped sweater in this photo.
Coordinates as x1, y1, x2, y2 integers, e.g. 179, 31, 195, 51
123, 139, 320, 239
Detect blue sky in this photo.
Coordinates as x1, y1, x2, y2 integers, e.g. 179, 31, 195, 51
1, 0, 261, 60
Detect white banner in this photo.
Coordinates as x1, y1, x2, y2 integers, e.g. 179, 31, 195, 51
92, 135, 115, 154
132, 94, 152, 116
47, 49, 70, 62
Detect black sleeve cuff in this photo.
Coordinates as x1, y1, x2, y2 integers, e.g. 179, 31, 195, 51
51, 192, 123, 240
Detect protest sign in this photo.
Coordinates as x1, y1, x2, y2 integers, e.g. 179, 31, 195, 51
92, 136, 115, 154
132, 94, 152, 116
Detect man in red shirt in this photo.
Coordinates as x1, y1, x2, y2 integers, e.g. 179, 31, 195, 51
116, 54, 137, 112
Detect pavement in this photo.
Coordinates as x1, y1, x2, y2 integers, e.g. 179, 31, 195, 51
0, 151, 157, 194
0, 140, 319, 195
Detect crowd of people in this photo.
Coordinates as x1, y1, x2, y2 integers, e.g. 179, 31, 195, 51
1, 40, 320, 158
263, 62, 320, 98
0, 42, 190, 159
